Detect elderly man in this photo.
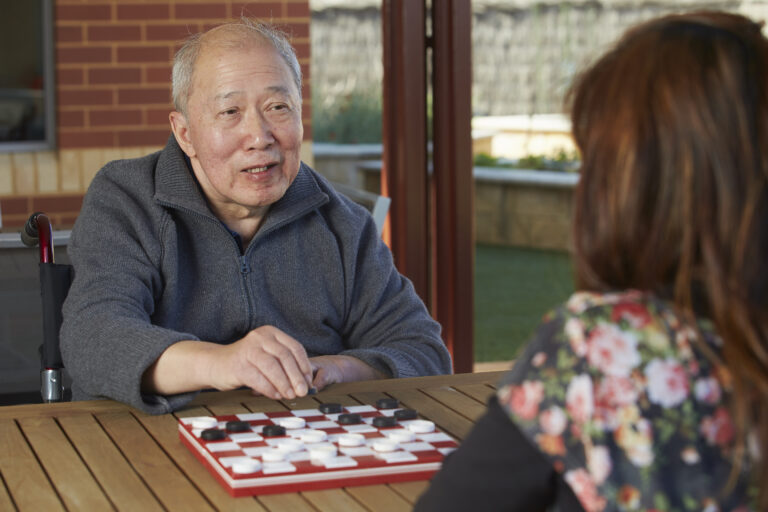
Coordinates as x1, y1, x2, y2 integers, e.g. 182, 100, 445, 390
61, 19, 451, 414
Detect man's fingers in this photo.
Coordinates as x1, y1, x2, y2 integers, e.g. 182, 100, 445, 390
270, 329, 314, 386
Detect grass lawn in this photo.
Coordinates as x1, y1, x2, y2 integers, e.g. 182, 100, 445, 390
474, 244, 574, 362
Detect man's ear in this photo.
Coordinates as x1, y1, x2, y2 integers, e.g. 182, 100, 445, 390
169, 111, 196, 158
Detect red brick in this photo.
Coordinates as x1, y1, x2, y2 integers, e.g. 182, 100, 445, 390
146, 23, 198, 42
293, 42, 309, 59
56, 25, 83, 43
287, 3, 310, 18
147, 108, 171, 125
89, 67, 142, 85
58, 110, 85, 128
303, 123, 312, 140
118, 88, 171, 105
233, 2, 284, 18
89, 109, 143, 127
58, 130, 116, 148
57, 46, 112, 64
301, 102, 312, 119
118, 129, 170, 147
285, 22, 309, 39
175, 3, 227, 20
0, 197, 31, 215
117, 46, 171, 63
1, 216, 26, 229
32, 195, 84, 214
56, 4, 112, 21
146, 66, 172, 84
117, 4, 169, 21
58, 89, 113, 107
58, 214, 80, 228
88, 24, 141, 42
57, 68, 84, 86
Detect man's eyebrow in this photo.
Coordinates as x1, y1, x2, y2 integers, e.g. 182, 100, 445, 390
213, 90, 244, 102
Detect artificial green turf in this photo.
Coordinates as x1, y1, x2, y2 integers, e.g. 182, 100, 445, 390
474, 244, 574, 362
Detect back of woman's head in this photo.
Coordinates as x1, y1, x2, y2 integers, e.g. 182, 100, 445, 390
570, 11, 768, 499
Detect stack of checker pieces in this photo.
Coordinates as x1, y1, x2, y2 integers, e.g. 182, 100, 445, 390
177, 398, 458, 497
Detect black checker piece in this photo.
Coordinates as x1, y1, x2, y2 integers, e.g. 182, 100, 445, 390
201, 428, 227, 441
319, 403, 343, 414
338, 413, 362, 425
394, 409, 418, 420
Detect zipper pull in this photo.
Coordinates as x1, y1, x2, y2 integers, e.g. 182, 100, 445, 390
240, 255, 250, 274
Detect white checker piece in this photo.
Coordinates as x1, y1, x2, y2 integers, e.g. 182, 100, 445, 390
236, 413, 268, 421
323, 456, 358, 469
307, 420, 339, 429
344, 405, 377, 414
263, 462, 296, 475
207, 442, 240, 453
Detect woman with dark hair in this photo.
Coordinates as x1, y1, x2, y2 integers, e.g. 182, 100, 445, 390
416, 11, 765, 512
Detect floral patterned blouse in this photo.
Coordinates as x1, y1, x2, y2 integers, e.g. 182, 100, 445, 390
497, 290, 754, 512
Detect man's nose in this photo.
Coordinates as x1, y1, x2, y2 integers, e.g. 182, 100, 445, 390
244, 111, 275, 150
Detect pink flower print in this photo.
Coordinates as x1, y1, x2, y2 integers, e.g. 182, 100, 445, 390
616, 417, 654, 467
566, 318, 588, 357
645, 358, 689, 408
586, 445, 612, 485
540, 406, 567, 436
565, 468, 607, 512
617, 485, 640, 509
531, 351, 547, 367
506, 381, 545, 421
586, 323, 641, 377
694, 376, 722, 405
610, 302, 652, 329
566, 374, 594, 424
700, 407, 735, 447
594, 376, 639, 430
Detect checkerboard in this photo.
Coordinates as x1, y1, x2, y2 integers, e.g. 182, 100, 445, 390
178, 403, 458, 497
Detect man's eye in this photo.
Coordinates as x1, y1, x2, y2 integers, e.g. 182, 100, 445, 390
221, 108, 239, 116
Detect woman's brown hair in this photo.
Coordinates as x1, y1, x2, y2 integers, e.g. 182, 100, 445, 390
570, 11, 768, 505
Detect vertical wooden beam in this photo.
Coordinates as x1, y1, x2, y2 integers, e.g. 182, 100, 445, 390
432, 0, 474, 373
381, 0, 430, 303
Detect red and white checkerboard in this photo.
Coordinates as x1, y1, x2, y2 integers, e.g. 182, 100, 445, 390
178, 404, 458, 497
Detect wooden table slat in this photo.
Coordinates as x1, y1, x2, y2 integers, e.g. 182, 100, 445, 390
345, 484, 413, 512
312, 394, 362, 407
97, 411, 215, 512
388, 480, 430, 504
258, 492, 319, 512
419, 386, 488, 422
138, 413, 265, 512
0, 419, 65, 511
452, 383, 497, 404
56, 414, 163, 512
0, 475, 16, 512
301, 488, 368, 512
17, 416, 114, 511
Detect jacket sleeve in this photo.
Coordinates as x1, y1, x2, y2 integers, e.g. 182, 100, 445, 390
60, 163, 198, 414
335, 212, 452, 378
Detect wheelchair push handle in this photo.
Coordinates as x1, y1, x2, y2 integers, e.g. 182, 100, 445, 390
21, 212, 54, 264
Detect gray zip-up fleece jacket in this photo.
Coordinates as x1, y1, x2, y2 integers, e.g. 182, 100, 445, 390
61, 137, 451, 414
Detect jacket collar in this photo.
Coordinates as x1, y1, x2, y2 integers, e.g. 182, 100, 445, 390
153, 135, 329, 235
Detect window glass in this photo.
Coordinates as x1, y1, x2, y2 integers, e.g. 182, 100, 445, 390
0, 0, 55, 151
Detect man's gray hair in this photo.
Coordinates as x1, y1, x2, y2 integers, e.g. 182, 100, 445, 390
172, 18, 302, 116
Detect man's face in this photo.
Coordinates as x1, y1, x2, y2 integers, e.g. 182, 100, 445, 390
171, 38, 303, 222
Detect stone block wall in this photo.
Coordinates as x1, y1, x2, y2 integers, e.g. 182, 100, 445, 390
0, 0, 312, 230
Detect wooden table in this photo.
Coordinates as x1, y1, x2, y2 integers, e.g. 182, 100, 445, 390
0, 371, 506, 511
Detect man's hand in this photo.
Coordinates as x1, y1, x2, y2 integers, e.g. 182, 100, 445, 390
142, 325, 314, 399
310, 355, 387, 391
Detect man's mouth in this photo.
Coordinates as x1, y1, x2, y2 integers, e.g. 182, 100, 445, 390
243, 164, 276, 174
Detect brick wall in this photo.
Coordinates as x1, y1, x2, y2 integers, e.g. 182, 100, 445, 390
0, 0, 312, 230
